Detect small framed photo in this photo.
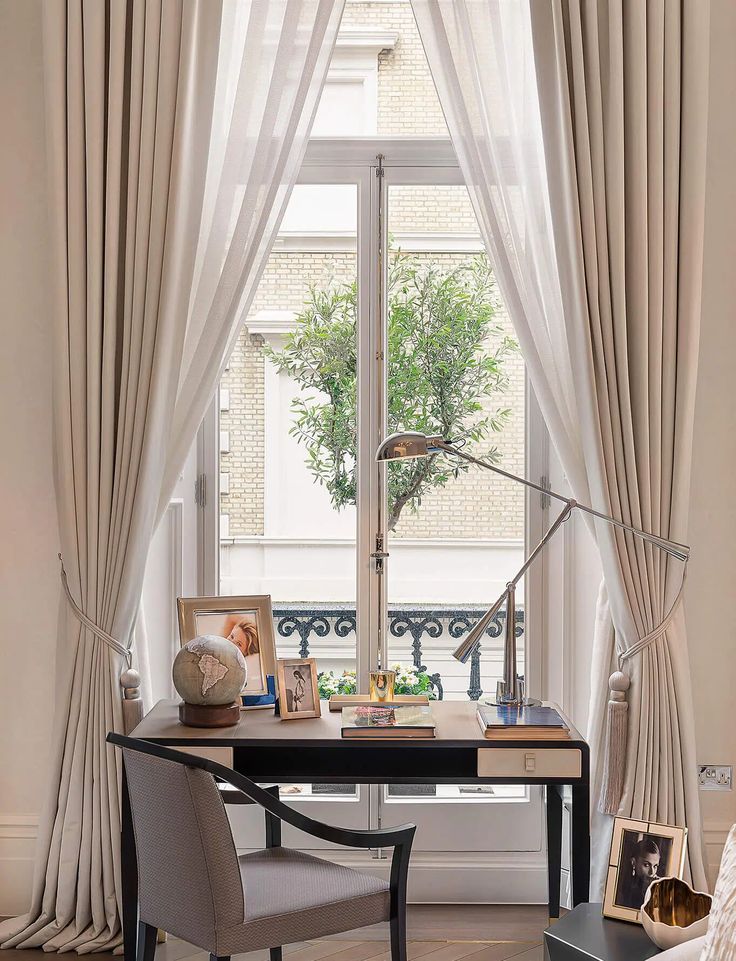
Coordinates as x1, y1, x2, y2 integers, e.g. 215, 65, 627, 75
603, 816, 688, 923
177, 595, 277, 700
276, 658, 321, 719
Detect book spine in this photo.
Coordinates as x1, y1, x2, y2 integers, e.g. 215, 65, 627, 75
476, 710, 491, 738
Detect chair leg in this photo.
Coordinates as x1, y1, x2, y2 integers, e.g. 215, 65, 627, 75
209, 956, 230, 961
138, 922, 157, 961
390, 912, 407, 961
270, 948, 283, 961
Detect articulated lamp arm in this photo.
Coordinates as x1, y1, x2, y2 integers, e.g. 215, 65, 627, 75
376, 431, 690, 703
375, 432, 689, 562
430, 439, 689, 563
452, 500, 573, 664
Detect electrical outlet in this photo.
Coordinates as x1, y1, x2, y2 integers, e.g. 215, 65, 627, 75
698, 765, 732, 791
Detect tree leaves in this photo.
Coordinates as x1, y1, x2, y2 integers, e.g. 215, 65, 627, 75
266, 252, 517, 530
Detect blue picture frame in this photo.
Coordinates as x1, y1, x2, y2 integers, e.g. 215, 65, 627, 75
241, 674, 276, 710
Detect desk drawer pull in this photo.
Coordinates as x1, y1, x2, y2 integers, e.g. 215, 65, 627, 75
477, 748, 581, 779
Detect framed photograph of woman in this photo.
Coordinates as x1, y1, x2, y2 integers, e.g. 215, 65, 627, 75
603, 816, 688, 923
177, 595, 277, 699
276, 658, 321, 719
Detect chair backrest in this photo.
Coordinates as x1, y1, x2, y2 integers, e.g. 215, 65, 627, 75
121, 743, 245, 948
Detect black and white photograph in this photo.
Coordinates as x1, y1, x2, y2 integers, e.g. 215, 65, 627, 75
276, 658, 320, 719
603, 817, 688, 923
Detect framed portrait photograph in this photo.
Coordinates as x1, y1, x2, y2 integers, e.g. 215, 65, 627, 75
177, 595, 277, 700
276, 658, 321, 719
603, 816, 688, 923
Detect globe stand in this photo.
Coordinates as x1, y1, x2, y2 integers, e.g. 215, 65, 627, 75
178, 700, 240, 728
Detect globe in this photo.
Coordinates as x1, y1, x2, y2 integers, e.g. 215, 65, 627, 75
172, 635, 247, 706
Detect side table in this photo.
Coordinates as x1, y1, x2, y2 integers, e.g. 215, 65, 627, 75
544, 903, 660, 960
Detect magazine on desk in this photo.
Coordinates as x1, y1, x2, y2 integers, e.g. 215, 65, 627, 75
341, 704, 436, 738
476, 704, 571, 740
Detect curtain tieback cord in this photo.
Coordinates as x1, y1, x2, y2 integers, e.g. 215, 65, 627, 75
599, 568, 687, 815
58, 554, 132, 662
619, 568, 687, 667
59, 554, 143, 733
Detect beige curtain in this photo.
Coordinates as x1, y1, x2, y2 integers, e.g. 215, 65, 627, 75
529, 0, 710, 893
412, 0, 710, 896
0, 0, 343, 951
0, 4, 222, 952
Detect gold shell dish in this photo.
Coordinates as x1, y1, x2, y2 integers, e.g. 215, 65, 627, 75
641, 876, 712, 949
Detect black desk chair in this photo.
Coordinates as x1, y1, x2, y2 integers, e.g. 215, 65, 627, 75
108, 734, 415, 961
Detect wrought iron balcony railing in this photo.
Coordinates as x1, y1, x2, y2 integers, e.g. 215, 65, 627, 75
272, 604, 525, 701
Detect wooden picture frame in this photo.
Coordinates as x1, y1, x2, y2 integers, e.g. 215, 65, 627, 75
276, 658, 321, 719
177, 595, 277, 699
603, 816, 688, 924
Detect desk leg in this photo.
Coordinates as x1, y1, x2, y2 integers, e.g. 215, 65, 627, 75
122, 766, 139, 960
571, 781, 590, 906
545, 785, 562, 921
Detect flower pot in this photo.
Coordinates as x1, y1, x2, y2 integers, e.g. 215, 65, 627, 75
641, 876, 712, 949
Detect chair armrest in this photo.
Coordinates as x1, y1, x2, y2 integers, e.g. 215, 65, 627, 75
217, 779, 279, 806
215, 765, 415, 849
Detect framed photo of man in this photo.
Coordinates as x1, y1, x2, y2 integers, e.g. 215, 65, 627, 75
276, 658, 321, 719
177, 595, 277, 699
603, 816, 688, 923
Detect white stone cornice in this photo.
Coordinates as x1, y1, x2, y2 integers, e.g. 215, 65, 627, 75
272, 231, 357, 252
272, 231, 483, 253
334, 27, 399, 55
248, 310, 297, 336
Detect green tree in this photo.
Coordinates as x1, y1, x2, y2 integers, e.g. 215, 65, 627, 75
267, 251, 517, 531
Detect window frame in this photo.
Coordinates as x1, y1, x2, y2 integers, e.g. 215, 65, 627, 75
196, 136, 550, 701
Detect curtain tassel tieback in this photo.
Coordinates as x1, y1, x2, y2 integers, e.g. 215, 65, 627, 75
58, 553, 143, 734
598, 573, 687, 815
598, 670, 630, 815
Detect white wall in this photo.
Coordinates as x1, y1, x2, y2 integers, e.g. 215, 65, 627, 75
0, 0, 58, 916
687, 0, 736, 880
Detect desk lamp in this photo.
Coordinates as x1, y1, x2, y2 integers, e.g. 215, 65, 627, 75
376, 431, 689, 707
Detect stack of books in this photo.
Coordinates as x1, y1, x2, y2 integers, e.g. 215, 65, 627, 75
476, 704, 570, 740
341, 704, 436, 738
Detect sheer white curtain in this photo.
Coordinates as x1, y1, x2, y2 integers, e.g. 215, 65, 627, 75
0, 1, 343, 952
160, 0, 345, 503
411, 0, 591, 502
412, 0, 709, 895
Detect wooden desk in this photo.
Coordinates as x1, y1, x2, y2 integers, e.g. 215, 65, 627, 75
123, 699, 590, 959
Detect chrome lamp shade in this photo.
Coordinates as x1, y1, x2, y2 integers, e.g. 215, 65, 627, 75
375, 432, 445, 461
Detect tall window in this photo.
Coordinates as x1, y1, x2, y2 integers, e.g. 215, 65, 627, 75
217, 162, 531, 702
214, 1, 535, 706
193, 3, 551, 875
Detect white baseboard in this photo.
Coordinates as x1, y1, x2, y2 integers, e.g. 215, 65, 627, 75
0, 815, 38, 916
3, 815, 729, 915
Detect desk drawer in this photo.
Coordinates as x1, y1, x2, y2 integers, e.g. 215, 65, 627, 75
175, 745, 234, 767
478, 747, 581, 779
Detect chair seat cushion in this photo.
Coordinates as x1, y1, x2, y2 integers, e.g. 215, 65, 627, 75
217, 847, 390, 954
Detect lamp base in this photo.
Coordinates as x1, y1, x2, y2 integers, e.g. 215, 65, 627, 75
484, 696, 542, 708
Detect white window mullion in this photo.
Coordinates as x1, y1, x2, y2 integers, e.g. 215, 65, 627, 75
357, 164, 377, 693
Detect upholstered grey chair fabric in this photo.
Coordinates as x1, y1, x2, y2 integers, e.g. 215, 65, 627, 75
122, 748, 245, 952
119, 742, 412, 960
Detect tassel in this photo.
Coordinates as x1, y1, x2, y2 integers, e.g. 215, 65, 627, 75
598, 670, 630, 815
121, 667, 144, 735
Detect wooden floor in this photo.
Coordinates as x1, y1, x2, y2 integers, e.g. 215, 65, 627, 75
0, 906, 548, 961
